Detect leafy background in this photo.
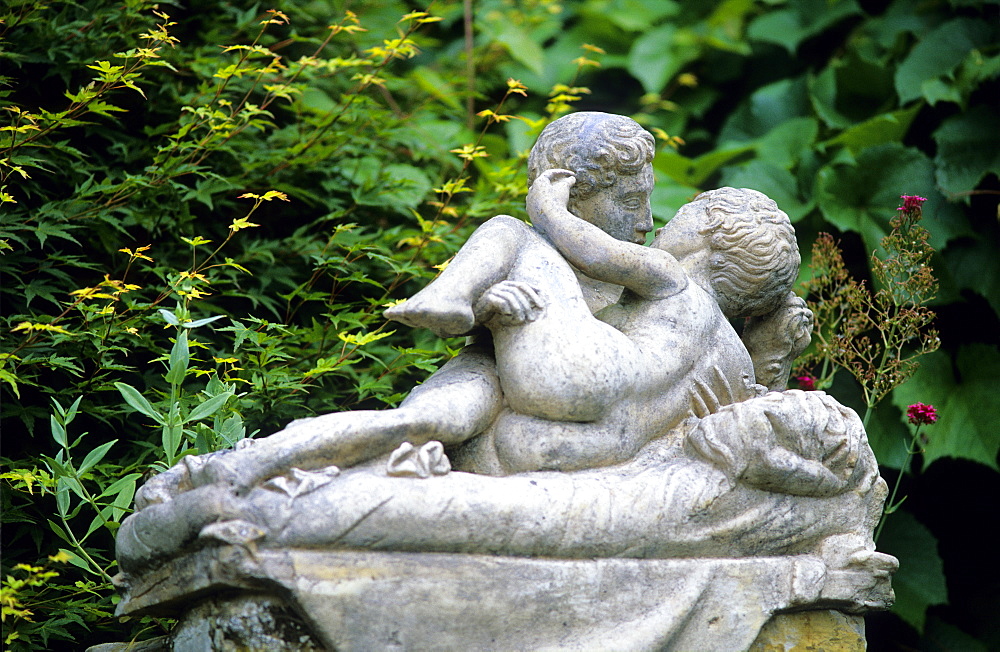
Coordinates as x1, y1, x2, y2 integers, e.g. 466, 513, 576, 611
2, 0, 997, 648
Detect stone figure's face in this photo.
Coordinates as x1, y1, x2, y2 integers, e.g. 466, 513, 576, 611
571, 164, 654, 244
651, 201, 710, 262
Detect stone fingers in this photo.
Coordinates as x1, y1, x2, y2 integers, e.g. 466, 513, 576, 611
475, 280, 546, 326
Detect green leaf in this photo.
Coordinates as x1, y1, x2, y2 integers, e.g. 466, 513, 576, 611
650, 183, 700, 224
184, 315, 226, 329
891, 345, 1000, 471
922, 615, 989, 652
894, 18, 995, 105
808, 65, 852, 129
184, 392, 234, 423
158, 309, 180, 326
746, 0, 861, 53
99, 473, 143, 499
48, 519, 72, 545
719, 160, 813, 222
78, 440, 117, 475
31, 221, 82, 248
165, 330, 190, 385
163, 423, 183, 464
822, 104, 921, 154
878, 511, 948, 632
932, 105, 1000, 197
626, 24, 701, 94
495, 23, 546, 75
410, 67, 462, 111
814, 143, 970, 252
51, 414, 68, 448
755, 117, 819, 170
864, 402, 911, 470
941, 238, 1000, 318
111, 478, 137, 521
55, 480, 71, 515
114, 382, 164, 424
654, 143, 756, 187
605, 0, 679, 32
718, 77, 811, 143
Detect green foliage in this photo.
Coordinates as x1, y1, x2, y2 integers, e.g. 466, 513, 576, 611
877, 511, 948, 632
2, 0, 998, 647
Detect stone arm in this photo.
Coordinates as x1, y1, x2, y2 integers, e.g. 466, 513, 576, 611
741, 292, 814, 391
527, 169, 686, 300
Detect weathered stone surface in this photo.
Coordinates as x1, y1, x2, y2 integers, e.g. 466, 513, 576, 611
118, 547, 891, 651
112, 112, 896, 651
169, 594, 322, 651
749, 610, 867, 651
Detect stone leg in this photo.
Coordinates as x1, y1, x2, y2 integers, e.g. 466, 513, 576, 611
384, 215, 535, 337
134, 343, 503, 507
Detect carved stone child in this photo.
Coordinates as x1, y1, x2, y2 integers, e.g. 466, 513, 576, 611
445, 174, 804, 474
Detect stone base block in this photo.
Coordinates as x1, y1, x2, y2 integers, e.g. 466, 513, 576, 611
112, 546, 891, 651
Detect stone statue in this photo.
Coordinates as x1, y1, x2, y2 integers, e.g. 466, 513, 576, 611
109, 112, 895, 651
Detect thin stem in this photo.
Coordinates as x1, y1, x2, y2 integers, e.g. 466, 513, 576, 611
874, 423, 923, 543
57, 512, 114, 584
464, 0, 475, 131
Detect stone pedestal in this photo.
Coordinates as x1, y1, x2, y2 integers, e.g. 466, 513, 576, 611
110, 545, 892, 651
750, 610, 866, 651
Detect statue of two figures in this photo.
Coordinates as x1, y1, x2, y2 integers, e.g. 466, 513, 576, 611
111, 113, 897, 651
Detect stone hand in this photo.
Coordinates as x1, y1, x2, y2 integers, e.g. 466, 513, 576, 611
527, 168, 576, 220
474, 280, 546, 327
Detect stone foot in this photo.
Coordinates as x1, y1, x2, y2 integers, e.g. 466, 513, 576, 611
384, 290, 475, 338
134, 449, 253, 510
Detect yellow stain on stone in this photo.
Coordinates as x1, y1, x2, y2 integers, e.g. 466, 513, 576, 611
749, 610, 866, 652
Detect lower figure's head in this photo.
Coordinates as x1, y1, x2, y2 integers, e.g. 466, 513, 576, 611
527, 112, 656, 243
682, 187, 800, 319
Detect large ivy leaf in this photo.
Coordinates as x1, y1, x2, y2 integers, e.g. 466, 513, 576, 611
650, 182, 699, 224
756, 117, 819, 170
941, 238, 1000, 319
718, 77, 811, 144
494, 23, 546, 76
879, 510, 948, 632
862, 0, 935, 50
894, 18, 995, 105
653, 143, 755, 187
720, 160, 813, 222
932, 106, 1000, 197
746, 0, 861, 53
891, 345, 1000, 471
814, 143, 970, 252
822, 104, 921, 154
603, 0, 680, 32
808, 65, 853, 129
626, 24, 701, 94
866, 401, 911, 471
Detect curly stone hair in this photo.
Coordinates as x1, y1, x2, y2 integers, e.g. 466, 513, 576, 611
687, 187, 801, 319
527, 112, 655, 208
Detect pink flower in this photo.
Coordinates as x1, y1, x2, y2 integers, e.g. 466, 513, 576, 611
897, 195, 927, 212
906, 402, 938, 426
795, 375, 817, 391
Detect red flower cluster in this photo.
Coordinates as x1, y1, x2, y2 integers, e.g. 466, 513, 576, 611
898, 195, 927, 212
906, 402, 938, 426
795, 375, 817, 391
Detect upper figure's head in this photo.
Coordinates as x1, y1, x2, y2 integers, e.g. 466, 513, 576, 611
528, 112, 656, 244
653, 188, 800, 319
